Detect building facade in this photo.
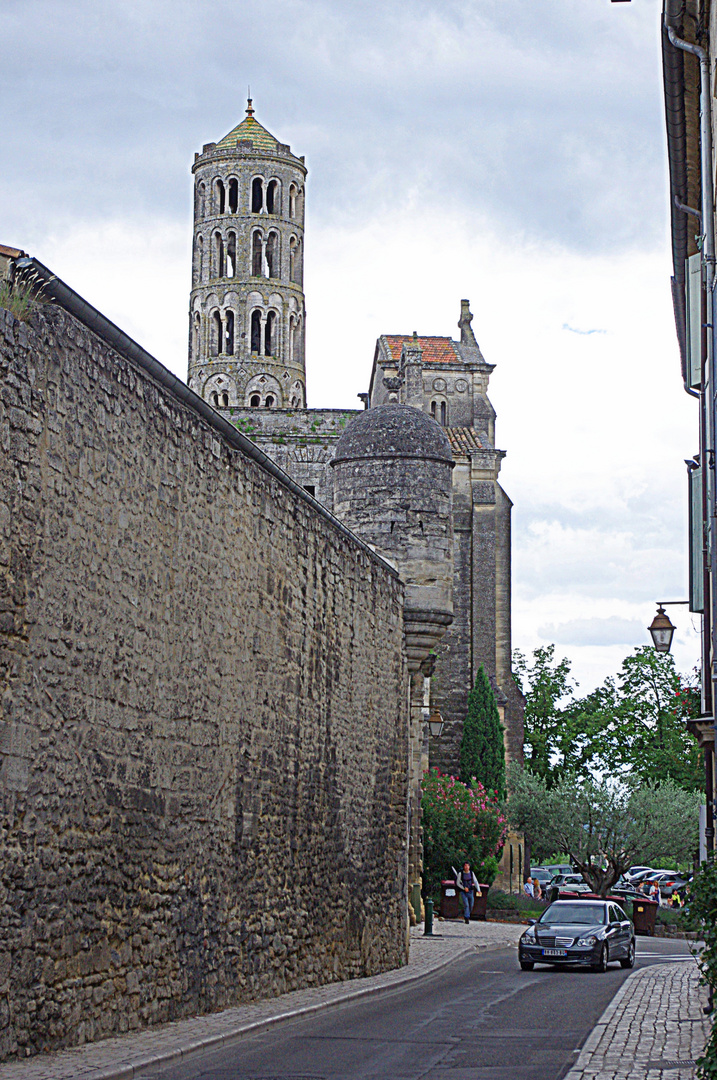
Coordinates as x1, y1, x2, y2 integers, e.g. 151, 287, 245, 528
188, 105, 525, 895
661, 0, 716, 855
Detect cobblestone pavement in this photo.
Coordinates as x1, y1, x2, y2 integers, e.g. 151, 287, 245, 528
0, 920, 522, 1080
564, 959, 712, 1080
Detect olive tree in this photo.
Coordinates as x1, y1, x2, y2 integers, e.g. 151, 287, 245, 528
506, 765, 701, 896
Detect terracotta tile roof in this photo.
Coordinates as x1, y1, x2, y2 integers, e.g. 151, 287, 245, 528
217, 116, 279, 153
445, 427, 484, 454
383, 335, 461, 365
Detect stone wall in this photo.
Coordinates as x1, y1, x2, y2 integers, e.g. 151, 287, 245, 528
0, 304, 409, 1061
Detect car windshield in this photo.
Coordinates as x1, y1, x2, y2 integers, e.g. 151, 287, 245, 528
539, 903, 606, 926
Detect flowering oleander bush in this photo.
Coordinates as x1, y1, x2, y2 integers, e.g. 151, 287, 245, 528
421, 768, 507, 897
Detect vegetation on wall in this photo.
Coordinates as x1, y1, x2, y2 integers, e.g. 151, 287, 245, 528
689, 855, 717, 1078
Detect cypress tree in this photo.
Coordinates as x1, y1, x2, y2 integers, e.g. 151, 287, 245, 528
459, 664, 506, 799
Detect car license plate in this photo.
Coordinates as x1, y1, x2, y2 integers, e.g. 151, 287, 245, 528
542, 948, 567, 957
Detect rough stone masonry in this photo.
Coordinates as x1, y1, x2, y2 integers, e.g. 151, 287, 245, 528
0, 302, 409, 1060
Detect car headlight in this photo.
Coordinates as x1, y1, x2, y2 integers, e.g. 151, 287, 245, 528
578, 935, 597, 947
522, 927, 536, 943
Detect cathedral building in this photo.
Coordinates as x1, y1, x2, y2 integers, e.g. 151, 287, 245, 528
187, 102, 524, 795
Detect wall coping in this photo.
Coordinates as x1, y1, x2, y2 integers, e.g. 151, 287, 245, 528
11, 255, 400, 581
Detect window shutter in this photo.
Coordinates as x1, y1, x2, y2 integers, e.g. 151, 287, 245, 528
685, 253, 703, 390
688, 464, 704, 613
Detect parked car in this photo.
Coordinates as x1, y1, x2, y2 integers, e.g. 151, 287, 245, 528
625, 866, 654, 882
544, 874, 591, 903
639, 871, 690, 898
544, 864, 574, 876
518, 899, 635, 972
628, 868, 659, 886
530, 868, 554, 891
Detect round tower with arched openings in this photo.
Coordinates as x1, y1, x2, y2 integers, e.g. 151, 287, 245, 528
187, 100, 307, 411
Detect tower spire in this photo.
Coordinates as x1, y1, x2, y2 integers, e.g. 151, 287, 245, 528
246, 89, 254, 118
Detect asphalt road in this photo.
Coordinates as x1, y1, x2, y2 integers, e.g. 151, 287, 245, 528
138, 936, 697, 1080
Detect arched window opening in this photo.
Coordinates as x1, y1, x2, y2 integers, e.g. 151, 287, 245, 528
227, 232, 237, 277
289, 184, 297, 219
289, 315, 296, 363
266, 232, 279, 278
250, 394, 261, 407
225, 310, 235, 355
430, 401, 437, 419
250, 310, 262, 354
228, 178, 239, 213
291, 396, 300, 408
221, 391, 229, 408
193, 313, 201, 358
289, 236, 297, 282
266, 179, 279, 214
265, 394, 275, 408
210, 391, 220, 407
211, 311, 221, 357
252, 231, 263, 276
215, 179, 226, 215
197, 182, 206, 219
251, 177, 264, 213
440, 401, 447, 426
195, 234, 204, 282
214, 232, 225, 278
264, 310, 276, 357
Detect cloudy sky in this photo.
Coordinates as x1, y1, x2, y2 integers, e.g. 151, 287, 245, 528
1, 0, 699, 695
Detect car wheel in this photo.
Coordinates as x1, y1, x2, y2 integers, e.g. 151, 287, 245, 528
591, 946, 608, 973
520, 961, 534, 971
620, 941, 635, 969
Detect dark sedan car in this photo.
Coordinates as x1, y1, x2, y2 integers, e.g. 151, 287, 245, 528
518, 899, 635, 972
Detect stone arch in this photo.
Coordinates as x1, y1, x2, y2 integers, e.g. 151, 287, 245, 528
266, 178, 281, 215
245, 373, 283, 408
289, 380, 305, 408
251, 175, 265, 214
227, 177, 239, 213
214, 178, 226, 215
203, 372, 237, 409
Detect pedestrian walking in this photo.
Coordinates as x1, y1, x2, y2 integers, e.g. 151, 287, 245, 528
456, 861, 480, 923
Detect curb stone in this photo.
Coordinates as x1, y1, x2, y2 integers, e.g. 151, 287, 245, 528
563, 960, 711, 1080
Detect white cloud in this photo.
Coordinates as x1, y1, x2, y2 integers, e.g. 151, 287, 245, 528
2, 0, 698, 693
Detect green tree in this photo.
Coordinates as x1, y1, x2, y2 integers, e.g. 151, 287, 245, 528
506, 764, 702, 896
570, 648, 703, 791
421, 769, 507, 896
459, 665, 506, 799
513, 645, 579, 786
515, 645, 703, 792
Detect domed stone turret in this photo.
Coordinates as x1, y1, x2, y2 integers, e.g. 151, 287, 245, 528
332, 402, 453, 465
332, 404, 454, 670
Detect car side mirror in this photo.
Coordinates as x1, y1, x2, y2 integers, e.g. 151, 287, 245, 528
528, 918, 537, 925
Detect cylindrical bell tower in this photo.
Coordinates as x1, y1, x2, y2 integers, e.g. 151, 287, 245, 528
187, 100, 308, 411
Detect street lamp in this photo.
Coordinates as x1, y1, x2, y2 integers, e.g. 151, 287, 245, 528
648, 603, 682, 653
427, 708, 445, 738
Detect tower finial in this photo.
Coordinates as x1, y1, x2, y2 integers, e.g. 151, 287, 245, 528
246, 88, 254, 118
458, 299, 478, 347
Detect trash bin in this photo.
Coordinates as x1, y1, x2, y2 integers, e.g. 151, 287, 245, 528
470, 884, 490, 921
440, 880, 461, 919
632, 898, 658, 936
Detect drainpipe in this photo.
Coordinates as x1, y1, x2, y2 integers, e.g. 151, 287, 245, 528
664, 0, 717, 827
